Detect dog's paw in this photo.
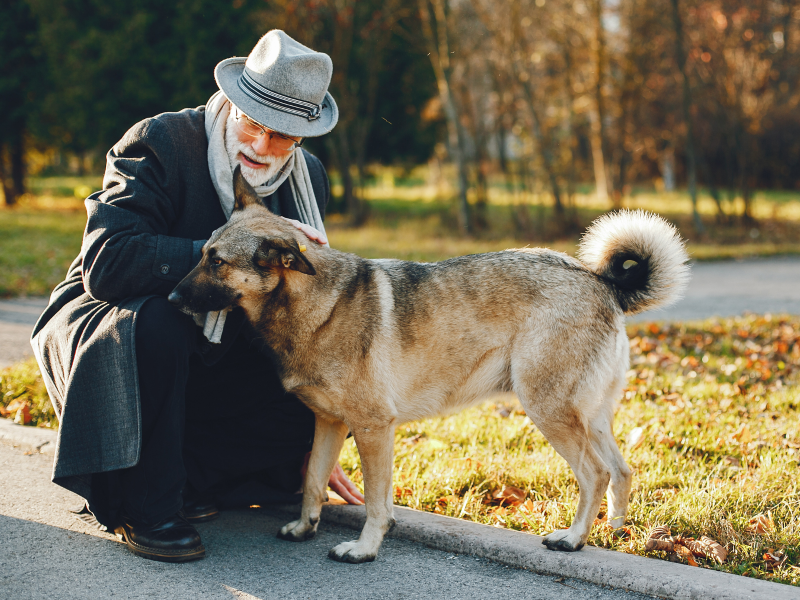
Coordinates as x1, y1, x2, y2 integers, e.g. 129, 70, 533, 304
327, 541, 377, 564
542, 529, 585, 552
277, 519, 317, 542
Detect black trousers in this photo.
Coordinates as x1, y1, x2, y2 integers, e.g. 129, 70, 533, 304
91, 297, 315, 526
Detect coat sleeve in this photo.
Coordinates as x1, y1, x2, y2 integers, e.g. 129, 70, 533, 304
81, 117, 206, 303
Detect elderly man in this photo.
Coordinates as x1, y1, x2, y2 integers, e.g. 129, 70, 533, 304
31, 30, 362, 563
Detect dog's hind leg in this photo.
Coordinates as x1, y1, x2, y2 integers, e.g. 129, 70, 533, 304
278, 416, 349, 543
515, 369, 611, 553
589, 404, 632, 530
328, 425, 396, 564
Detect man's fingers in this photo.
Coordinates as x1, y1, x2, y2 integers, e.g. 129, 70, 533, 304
328, 464, 364, 505
282, 217, 328, 245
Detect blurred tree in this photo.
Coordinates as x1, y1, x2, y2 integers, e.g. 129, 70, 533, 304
0, 0, 41, 204
257, 0, 434, 223
27, 0, 262, 165
418, 0, 472, 234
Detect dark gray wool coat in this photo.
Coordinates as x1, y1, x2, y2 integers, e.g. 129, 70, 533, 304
31, 106, 329, 500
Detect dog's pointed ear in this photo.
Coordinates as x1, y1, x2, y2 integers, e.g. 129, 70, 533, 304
233, 165, 266, 211
254, 238, 316, 276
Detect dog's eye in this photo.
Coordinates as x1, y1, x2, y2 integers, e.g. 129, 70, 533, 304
212, 257, 224, 266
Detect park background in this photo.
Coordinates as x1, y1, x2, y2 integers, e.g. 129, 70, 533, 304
0, 0, 798, 587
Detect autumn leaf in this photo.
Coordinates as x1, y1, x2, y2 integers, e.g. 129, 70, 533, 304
492, 485, 526, 506
762, 549, 788, 571
746, 513, 775, 535
656, 434, 676, 448
731, 424, 752, 444
394, 486, 413, 498
674, 544, 698, 566
519, 498, 548, 515
684, 536, 728, 564
645, 525, 675, 552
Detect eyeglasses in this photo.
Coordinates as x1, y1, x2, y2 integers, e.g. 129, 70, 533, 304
233, 108, 304, 151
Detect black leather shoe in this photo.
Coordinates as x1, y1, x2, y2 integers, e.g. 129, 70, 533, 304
182, 495, 220, 523
114, 513, 205, 563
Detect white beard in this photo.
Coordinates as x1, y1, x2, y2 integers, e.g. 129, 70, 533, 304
224, 111, 292, 187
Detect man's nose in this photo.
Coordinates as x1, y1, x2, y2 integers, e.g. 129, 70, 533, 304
250, 133, 272, 156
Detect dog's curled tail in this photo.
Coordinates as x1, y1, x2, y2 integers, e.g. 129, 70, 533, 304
578, 210, 690, 315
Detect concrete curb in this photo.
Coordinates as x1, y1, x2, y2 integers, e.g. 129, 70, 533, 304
2, 421, 793, 599
0, 417, 56, 454
275, 503, 795, 600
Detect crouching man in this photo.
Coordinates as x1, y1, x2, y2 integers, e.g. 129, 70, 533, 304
31, 30, 363, 563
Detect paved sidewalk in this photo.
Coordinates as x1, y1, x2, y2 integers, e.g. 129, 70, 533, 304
0, 296, 47, 367
1, 421, 795, 600
1, 435, 655, 600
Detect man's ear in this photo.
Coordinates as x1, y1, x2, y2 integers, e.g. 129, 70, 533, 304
233, 165, 266, 211
254, 238, 316, 276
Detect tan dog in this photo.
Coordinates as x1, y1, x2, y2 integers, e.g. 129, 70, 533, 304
169, 167, 690, 563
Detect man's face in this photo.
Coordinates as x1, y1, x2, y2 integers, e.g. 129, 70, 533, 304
225, 108, 300, 187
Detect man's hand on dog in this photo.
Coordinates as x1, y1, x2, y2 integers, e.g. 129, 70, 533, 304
301, 452, 365, 505
282, 218, 328, 246
327, 462, 365, 504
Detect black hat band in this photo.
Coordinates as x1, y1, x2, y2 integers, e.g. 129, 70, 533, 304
238, 69, 322, 121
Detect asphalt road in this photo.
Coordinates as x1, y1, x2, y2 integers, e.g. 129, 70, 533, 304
0, 441, 655, 600
631, 255, 800, 323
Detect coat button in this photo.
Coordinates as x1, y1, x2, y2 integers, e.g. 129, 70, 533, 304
160, 264, 170, 275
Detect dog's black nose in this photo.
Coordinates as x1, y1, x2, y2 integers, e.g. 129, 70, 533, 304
167, 290, 182, 306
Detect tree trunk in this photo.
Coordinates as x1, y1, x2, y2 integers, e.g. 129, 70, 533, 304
0, 142, 13, 206
11, 132, 25, 201
591, 0, 609, 205
418, 0, 472, 235
518, 77, 565, 224
670, 0, 703, 233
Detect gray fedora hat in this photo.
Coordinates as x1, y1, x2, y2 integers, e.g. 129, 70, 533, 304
215, 30, 338, 138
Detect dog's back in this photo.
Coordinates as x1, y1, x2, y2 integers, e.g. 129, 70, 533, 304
343, 210, 689, 422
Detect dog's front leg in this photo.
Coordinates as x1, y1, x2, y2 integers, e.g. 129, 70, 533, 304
328, 425, 395, 564
278, 416, 349, 542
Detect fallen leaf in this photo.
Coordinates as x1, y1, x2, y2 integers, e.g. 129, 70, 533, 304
645, 525, 675, 552
684, 536, 728, 564
626, 427, 645, 448
674, 544, 698, 566
652, 488, 678, 501
746, 513, 775, 535
763, 549, 788, 571
656, 434, 676, 448
731, 424, 752, 444
394, 486, 413, 498
12, 402, 31, 425
492, 485, 526, 506
436, 494, 461, 507
722, 455, 741, 468
519, 499, 548, 515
